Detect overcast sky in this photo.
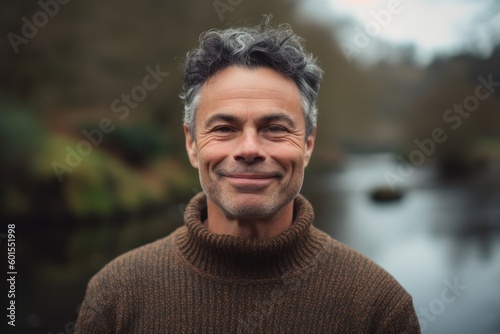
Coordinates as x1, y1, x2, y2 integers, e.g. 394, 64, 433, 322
302, 0, 500, 64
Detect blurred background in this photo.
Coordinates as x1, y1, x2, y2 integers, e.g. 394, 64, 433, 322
1, 0, 499, 333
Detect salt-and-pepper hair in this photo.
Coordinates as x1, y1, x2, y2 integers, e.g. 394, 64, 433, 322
180, 16, 323, 138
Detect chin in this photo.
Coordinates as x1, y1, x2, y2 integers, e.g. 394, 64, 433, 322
223, 206, 276, 221
222, 196, 287, 220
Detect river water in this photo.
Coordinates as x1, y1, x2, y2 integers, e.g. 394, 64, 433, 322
303, 153, 500, 334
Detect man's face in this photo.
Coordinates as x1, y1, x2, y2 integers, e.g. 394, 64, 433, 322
184, 66, 315, 221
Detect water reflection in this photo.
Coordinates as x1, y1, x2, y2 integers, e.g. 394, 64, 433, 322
303, 153, 500, 334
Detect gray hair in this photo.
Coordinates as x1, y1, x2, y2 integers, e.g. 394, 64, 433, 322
180, 16, 323, 138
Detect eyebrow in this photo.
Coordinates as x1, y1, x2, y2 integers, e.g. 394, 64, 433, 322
204, 113, 240, 128
204, 112, 296, 128
259, 112, 296, 128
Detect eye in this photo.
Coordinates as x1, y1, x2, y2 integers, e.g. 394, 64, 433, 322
266, 125, 287, 133
213, 126, 234, 133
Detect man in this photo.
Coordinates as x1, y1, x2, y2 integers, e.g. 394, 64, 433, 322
75, 17, 421, 333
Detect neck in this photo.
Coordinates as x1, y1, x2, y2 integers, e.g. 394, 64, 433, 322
203, 198, 294, 239
176, 192, 322, 280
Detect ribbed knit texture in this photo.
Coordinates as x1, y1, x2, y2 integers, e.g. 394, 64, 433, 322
75, 193, 421, 333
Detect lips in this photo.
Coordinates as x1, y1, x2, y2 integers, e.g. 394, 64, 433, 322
217, 170, 282, 192
224, 175, 276, 193
215, 166, 282, 179
227, 174, 278, 179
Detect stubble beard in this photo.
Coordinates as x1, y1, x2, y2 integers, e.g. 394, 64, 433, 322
200, 172, 303, 221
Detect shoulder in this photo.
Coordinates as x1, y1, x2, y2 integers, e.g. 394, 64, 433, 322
88, 226, 184, 289
314, 227, 403, 287
311, 228, 419, 331
312, 227, 414, 307
75, 228, 186, 333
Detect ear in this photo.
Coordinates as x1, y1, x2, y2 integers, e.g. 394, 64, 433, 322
303, 127, 316, 168
184, 124, 199, 169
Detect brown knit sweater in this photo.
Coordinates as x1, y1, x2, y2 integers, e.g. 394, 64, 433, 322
75, 193, 420, 333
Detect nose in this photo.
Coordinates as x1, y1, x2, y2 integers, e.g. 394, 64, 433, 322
233, 130, 266, 164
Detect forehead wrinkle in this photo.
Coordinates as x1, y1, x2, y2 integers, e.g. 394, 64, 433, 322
199, 96, 301, 118
206, 88, 297, 103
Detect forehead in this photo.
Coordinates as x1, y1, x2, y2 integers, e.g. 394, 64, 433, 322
197, 66, 302, 114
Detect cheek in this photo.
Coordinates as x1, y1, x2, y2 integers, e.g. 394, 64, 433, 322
271, 147, 307, 170
197, 145, 230, 169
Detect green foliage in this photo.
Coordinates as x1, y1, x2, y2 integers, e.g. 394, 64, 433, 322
104, 123, 172, 166
39, 133, 193, 217
0, 100, 45, 168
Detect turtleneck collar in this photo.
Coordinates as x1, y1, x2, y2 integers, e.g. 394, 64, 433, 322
175, 192, 325, 281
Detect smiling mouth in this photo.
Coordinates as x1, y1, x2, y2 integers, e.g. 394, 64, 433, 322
227, 174, 278, 179
224, 175, 277, 192
221, 173, 281, 191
